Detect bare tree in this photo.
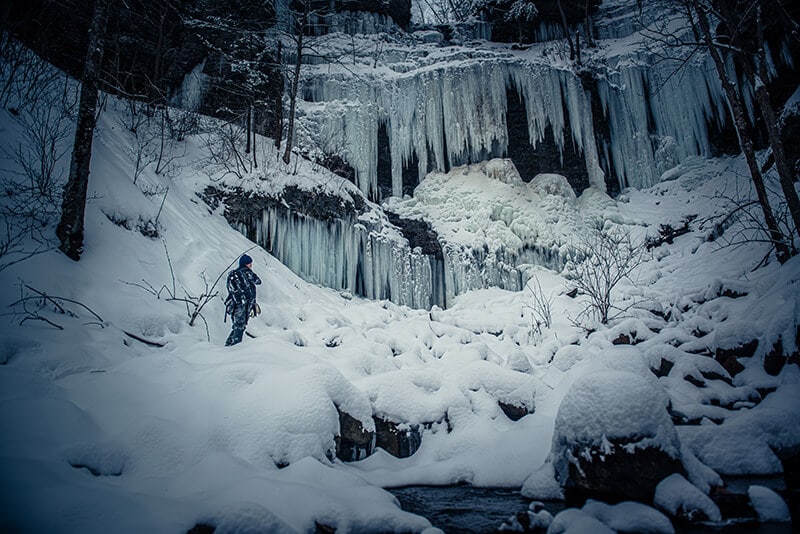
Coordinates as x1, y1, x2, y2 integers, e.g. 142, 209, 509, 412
0, 40, 78, 271
414, 0, 484, 24
56, 0, 112, 260
282, 0, 310, 165
182, 0, 281, 168
524, 275, 554, 338
641, 0, 795, 263
711, 1, 800, 241
567, 225, 647, 324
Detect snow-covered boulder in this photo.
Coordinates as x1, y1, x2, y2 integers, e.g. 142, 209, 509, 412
412, 30, 444, 44
582, 500, 675, 533
528, 173, 576, 201
551, 371, 684, 502
654, 473, 721, 523
748, 485, 791, 522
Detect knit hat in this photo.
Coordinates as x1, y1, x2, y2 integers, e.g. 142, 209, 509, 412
239, 254, 253, 268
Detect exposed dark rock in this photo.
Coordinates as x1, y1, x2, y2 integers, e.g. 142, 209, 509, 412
375, 416, 421, 458
668, 506, 714, 525
505, 87, 590, 194
385, 213, 443, 260
479, 0, 601, 44
314, 521, 336, 534
611, 333, 631, 345
316, 153, 356, 183
565, 287, 579, 298
709, 486, 757, 521
692, 328, 709, 338
377, 122, 393, 201
653, 358, 674, 378
498, 401, 532, 421
764, 338, 787, 376
320, 0, 411, 30
715, 340, 758, 377
668, 410, 706, 426
564, 442, 685, 505
203, 184, 364, 228
683, 374, 706, 388
776, 445, 800, 490
69, 462, 123, 477
720, 287, 748, 299
700, 370, 732, 386
335, 409, 375, 462
283, 185, 362, 221
719, 355, 745, 378
187, 524, 215, 534
645, 217, 695, 250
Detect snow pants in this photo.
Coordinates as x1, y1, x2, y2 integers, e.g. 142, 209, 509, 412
225, 303, 250, 346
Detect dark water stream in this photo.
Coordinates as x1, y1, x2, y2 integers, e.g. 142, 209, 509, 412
389, 484, 795, 534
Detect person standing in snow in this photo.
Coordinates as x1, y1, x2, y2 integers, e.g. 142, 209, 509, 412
224, 254, 262, 346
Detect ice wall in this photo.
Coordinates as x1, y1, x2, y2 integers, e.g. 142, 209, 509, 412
303, 59, 606, 199
596, 53, 728, 189
301, 46, 731, 196
244, 207, 564, 309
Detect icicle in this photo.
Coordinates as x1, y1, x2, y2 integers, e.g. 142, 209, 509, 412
301, 41, 739, 194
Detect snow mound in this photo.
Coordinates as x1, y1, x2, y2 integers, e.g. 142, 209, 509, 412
654, 473, 721, 522
548, 508, 615, 534
748, 485, 791, 522
520, 461, 564, 500
552, 370, 678, 456
582, 500, 674, 534
528, 173, 576, 201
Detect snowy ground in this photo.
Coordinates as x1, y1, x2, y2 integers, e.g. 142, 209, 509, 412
1, 68, 799, 534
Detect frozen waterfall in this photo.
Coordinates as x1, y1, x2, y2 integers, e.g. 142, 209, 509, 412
300, 48, 733, 196
242, 206, 564, 310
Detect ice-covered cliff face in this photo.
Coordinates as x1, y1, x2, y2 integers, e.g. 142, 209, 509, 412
213, 159, 590, 310
295, 4, 739, 200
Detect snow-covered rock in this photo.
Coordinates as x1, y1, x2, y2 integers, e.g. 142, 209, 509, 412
550, 370, 683, 502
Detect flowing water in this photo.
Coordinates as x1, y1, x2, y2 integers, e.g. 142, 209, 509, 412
389, 483, 795, 534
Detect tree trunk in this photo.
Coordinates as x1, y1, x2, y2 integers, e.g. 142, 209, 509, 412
56, 0, 110, 261
283, 6, 306, 165
691, 1, 791, 263
583, 1, 595, 48
557, 0, 575, 61
752, 8, 800, 240
245, 104, 251, 155
274, 40, 283, 151
252, 107, 258, 169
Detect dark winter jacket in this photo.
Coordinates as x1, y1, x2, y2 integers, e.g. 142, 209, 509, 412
226, 266, 261, 308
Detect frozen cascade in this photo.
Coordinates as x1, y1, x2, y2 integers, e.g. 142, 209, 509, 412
170, 59, 207, 111
303, 59, 606, 199
596, 53, 728, 188
241, 206, 565, 310
301, 45, 734, 195
253, 207, 434, 309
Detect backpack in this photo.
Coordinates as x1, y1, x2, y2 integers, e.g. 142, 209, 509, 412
224, 269, 245, 322
223, 293, 236, 322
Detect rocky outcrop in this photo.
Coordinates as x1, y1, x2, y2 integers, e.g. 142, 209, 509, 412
375, 417, 422, 459
335, 410, 375, 462
333, 408, 422, 462
552, 371, 684, 506
563, 441, 685, 505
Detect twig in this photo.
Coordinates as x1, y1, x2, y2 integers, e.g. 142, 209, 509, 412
20, 314, 63, 330
123, 330, 166, 347
24, 284, 104, 323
